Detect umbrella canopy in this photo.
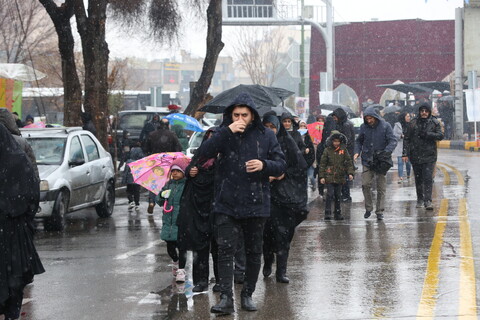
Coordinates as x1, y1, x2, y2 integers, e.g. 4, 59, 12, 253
200, 84, 294, 114
257, 105, 298, 116
128, 152, 190, 195
384, 105, 402, 114
320, 104, 356, 118
165, 113, 204, 132
306, 122, 324, 145
377, 83, 433, 94
438, 95, 459, 102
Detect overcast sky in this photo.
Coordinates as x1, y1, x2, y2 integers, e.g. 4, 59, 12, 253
107, 0, 465, 61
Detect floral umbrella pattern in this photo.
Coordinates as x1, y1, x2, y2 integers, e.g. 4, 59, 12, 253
128, 152, 190, 195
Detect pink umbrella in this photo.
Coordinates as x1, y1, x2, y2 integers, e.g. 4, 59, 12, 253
306, 122, 324, 145
24, 121, 46, 128
128, 152, 190, 195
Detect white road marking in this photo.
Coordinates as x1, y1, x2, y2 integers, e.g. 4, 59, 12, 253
114, 240, 163, 260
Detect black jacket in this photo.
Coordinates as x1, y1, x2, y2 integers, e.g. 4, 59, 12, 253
199, 92, 286, 219
403, 103, 444, 164
331, 107, 355, 158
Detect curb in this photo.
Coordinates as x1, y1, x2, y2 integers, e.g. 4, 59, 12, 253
437, 140, 480, 152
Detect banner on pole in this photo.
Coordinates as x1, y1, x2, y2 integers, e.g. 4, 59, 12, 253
464, 89, 480, 122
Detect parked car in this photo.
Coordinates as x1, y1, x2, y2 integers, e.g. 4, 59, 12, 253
21, 127, 116, 231
112, 109, 170, 145
186, 130, 208, 158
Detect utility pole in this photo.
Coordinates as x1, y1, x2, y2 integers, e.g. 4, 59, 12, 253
299, 0, 305, 97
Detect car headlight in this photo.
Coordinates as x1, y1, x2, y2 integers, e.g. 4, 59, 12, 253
40, 180, 49, 191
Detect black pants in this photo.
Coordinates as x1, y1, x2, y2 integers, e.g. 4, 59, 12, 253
325, 183, 342, 215
215, 213, 266, 298
0, 286, 24, 320
126, 184, 140, 205
412, 162, 435, 202
341, 178, 351, 199
192, 238, 219, 286
165, 241, 187, 269
263, 203, 296, 275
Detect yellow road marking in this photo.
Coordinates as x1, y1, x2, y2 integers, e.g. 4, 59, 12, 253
437, 162, 464, 186
436, 164, 450, 185
458, 198, 477, 318
417, 198, 449, 319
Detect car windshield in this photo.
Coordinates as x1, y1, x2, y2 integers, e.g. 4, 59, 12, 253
119, 114, 151, 130
28, 138, 66, 165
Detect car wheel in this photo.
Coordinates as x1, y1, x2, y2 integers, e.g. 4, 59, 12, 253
44, 191, 68, 232
96, 181, 115, 217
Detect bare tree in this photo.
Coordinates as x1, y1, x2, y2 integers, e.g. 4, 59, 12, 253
184, 0, 224, 116
0, 0, 56, 64
232, 27, 287, 86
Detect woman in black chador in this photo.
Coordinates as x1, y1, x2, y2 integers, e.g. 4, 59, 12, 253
262, 115, 308, 283
176, 128, 219, 293
0, 123, 44, 320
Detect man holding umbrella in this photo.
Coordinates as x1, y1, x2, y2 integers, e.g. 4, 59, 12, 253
198, 92, 286, 314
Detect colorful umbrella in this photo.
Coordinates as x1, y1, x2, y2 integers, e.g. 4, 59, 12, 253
306, 122, 324, 145
165, 113, 204, 132
128, 152, 191, 195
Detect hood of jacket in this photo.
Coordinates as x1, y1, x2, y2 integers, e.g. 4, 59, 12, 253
280, 112, 299, 130
221, 92, 264, 132
363, 106, 382, 125
325, 130, 347, 148
0, 108, 21, 135
418, 102, 432, 119
332, 107, 348, 124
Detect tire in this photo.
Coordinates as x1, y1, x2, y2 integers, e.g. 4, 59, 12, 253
44, 191, 68, 232
96, 181, 115, 217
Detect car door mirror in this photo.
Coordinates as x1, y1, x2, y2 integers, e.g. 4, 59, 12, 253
69, 159, 85, 167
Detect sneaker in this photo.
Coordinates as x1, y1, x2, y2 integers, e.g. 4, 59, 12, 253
364, 211, 372, 219
176, 269, 186, 283
341, 197, 352, 203
397, 178, 403, 184
135, 205, 140, 211
376, 213, 384, 220
416, 200, 424, 208
128, 201, 135, 210
147, 202, 154, 214
171, 261, 179, 277
424, 201, 433, 210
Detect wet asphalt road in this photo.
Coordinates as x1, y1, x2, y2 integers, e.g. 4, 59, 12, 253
15, 149, 480, 320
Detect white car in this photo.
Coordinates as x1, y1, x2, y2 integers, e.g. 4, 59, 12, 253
21, 127, 116, 231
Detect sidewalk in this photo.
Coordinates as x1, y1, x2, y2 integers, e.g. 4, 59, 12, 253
438, 140, 480, 151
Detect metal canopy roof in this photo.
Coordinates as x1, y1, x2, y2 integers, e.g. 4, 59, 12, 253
376, 83, 434, 94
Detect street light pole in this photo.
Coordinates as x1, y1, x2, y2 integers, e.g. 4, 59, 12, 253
299, 0, 305, 97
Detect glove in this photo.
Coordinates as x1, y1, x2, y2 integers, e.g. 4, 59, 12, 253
161, 189, 171, 199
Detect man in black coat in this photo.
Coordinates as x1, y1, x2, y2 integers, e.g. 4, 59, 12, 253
144, 119, 182, 213
331, 107, 355, 202
199, 92, 286, 314
403, 102, 443, 210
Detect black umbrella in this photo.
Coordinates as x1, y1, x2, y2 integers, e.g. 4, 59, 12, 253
438, 95, 459, 102
320, 104, 356, 118
384, 105, 402, 114
200, 84, 295, 114
257, 105, 298, 117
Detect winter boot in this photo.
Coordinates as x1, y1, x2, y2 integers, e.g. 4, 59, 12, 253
211, 294, 234, 314
324, 211, 332, 221
241, 293, 258, 311
275, 253, 290, 283
263, 252, 274, 278
334, 210, 344, 221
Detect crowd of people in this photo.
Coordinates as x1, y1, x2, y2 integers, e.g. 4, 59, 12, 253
0, 91, 445, 317
115, 92, 444, 315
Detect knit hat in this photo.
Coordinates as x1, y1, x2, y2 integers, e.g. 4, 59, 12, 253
170, 157, 190, 174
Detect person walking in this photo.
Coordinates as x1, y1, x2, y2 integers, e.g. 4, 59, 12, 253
318, 131, 355, 220
403, 102, 443, 210
144, 119, 182, 214
262, 115, 307, 284
354, 106, 397, 220
156, 158, 190, 282
198, 92, 286, 314
176, 128, 219, 293
122, 142, 144, 211
0, 123, 44, 320
139, 114, 161, 148
331, 107, 355, 202
392, 112, 412, 183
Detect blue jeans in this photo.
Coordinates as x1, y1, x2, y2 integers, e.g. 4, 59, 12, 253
307, 166, 315, 187
397, 156, 411, 178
